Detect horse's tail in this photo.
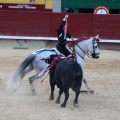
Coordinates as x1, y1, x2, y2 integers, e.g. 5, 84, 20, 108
6, 54, 36, 93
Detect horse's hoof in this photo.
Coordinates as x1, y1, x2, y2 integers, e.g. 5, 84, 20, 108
90, 90, 94, 94
32, 90, 36, 96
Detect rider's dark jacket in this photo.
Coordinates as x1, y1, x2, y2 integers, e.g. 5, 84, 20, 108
56, 19, 72, 57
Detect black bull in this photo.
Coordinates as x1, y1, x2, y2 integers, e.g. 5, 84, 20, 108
45, 55, 84, 108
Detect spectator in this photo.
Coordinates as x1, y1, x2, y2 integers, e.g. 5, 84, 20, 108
30, 0, 35, 4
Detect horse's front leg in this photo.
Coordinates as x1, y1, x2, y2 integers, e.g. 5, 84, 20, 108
29, 73, 39, 95
82, 76, 94, 93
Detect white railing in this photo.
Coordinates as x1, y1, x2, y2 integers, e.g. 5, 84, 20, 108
0, 35, 120, 43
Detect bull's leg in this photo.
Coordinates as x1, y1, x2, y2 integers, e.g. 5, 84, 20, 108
49, 78, 56, 100
61, 90, 69, 108
82, 76, 94, 93
29, 73, 39, 95
73, 91, 80, 107
56, 89, 63, 104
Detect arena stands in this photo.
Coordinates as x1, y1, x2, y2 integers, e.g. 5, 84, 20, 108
0, 0, 52, 11
0, 0, 53, 10
45, 0, 52, 9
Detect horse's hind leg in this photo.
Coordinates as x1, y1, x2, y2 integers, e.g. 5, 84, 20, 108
21, 64, 37, 95
29, 74, 39, 95
82, 76, 94, 93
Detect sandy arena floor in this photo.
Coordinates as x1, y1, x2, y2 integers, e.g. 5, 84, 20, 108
0, 47, 120, 120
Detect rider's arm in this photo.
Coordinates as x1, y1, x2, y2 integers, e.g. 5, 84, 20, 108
58, 15, 69, 31
66, 32, 73, 39
66, 32, 74, 41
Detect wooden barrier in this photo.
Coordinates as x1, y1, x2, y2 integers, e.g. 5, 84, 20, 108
0, 10, 120, 40
0, 9, 120, 50
0, 35, 119, 50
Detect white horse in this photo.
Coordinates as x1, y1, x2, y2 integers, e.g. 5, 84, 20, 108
7, 36, 100, 95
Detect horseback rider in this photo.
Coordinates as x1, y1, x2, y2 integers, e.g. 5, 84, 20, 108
56, 15, 74, 57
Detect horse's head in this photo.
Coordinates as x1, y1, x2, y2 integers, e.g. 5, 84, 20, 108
87, 36, 100, 59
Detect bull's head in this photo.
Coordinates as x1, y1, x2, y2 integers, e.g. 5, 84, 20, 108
41, 55, 58, 64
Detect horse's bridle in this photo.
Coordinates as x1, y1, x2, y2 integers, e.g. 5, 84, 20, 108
86, 39, 99, 58
91, 40, 100, 58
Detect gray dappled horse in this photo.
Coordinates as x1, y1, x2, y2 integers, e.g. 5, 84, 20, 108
7, 36, 100, 95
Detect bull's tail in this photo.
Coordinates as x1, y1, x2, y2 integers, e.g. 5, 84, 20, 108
6, 54, 36, 93
73, 63, 83, 81
71, 63, 83, 92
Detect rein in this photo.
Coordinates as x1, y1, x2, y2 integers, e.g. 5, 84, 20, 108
74, 50, 84, 60
86, 52, 93, 58
69, 37, 99, 59
69, 38, 91, 59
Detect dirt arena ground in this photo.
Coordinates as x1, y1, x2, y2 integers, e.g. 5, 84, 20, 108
0, 47, 120, 120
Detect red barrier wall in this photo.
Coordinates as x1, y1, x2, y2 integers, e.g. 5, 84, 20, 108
0, 10, 120, 40
93, 15, 120, 39
0, 11, 51, 36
